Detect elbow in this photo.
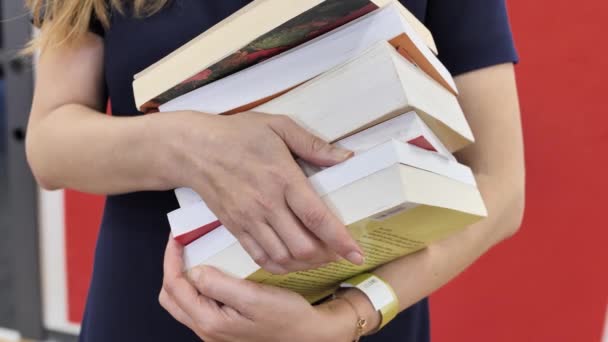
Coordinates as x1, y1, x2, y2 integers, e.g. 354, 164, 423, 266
502, 186, 526, 239
32, 172, 62, 191
25, 127, 61, 191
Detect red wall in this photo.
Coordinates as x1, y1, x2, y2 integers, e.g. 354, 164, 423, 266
430, 1, 608, 341
62, 0, 608, 339
64, 190, 103, 323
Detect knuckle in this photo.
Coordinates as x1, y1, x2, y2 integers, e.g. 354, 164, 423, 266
270, 115, 296, 137
310, 135, 329, 153
252, 253, 269, 266
158, 291, 168, 309
266, 263, 288, 275
163, 279, 178, 297
252, 191, 277, 213
266, 167, 290, 189
292, 244, 318, 261
300, 207, 328, 231
271, 250, 292, 265
274, 114, 293, 125
225, 205, 251, 227
196, 278, 211, 294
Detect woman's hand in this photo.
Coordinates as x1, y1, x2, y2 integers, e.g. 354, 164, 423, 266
160, 238, 358, 342
165, 111, 364, 273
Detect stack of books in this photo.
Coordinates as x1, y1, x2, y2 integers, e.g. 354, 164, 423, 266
133, 0, 487, 303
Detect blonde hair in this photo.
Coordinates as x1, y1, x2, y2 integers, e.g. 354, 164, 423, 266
26, 0, 168, 51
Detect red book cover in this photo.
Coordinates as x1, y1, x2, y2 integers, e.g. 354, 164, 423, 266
408, 136, 438, 152
174, 220, 222, 246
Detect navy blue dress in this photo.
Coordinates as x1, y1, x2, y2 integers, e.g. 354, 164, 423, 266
80, 1, 518, 341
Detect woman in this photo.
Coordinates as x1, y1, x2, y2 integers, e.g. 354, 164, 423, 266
26, 0, 525, 341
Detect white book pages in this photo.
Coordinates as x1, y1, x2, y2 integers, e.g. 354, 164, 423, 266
174, 187, 202, 208
301, 111, 456, 176
252, 41, 470, 149
183, 226, 238, 271
308, 139, 474, 197
167, 201, 218, 237
159, 3, 455, 114
186, 240, 259, 278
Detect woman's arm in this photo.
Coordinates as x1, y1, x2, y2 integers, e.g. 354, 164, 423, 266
158, 63, 525, 341
339, 62, 525, 332
26, 32, 362, 274
27, 32, 201, 194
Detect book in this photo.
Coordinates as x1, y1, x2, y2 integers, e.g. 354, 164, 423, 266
183, 159, 487, 303
169, 139, 474, 246
174, 187, 203, 209
334, 111, 456, 159
157, 3, 457, 116
299, 110, 457, 177
168, 207, 222, 246
252, 41, 471, 152
133, 0, 438, 111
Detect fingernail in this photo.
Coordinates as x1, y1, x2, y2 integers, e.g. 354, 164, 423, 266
331, 147, 354, 161
346, 251, 365, 265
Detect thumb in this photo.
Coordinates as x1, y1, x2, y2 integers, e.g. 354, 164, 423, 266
189, 265, 267, 314
269, 115, 353, 167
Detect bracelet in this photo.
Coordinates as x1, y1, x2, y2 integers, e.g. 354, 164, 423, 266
332, 293, 367, 342
341, 273, 399, 331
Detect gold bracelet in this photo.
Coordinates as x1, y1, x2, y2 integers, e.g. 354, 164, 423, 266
332, 293, 367, 342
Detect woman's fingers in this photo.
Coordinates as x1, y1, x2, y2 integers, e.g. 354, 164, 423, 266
246, 222, 292, 266
267, 202, 338, 265
159, 288, 196, 329
285, 178, 364, 265
191, 266, 268, 317
233, 230, 269, 266
186, 112, 362, 272
244, 222, 326, 272
239, 229, 330, 273
237, 231, 288, 275
161, 237, 215, 321
268, 115, 353, 167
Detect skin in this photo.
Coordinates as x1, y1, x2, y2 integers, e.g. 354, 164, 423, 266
28, 27, 525, 341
